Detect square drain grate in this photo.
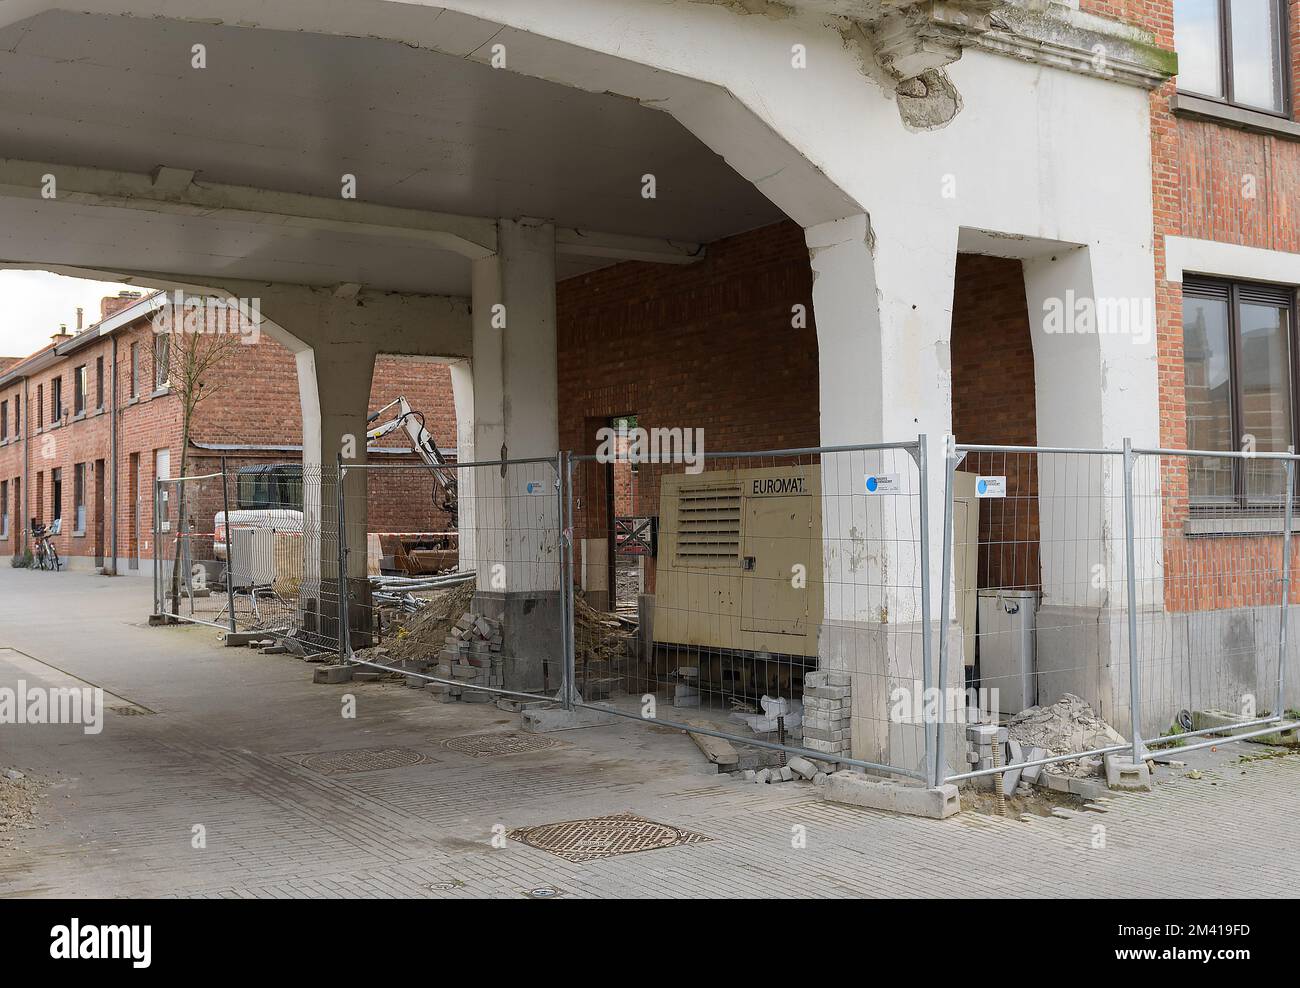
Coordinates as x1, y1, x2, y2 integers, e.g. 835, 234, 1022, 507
441, 732, 561, 758
509, 812, 710, 863
290, 747, 430, 775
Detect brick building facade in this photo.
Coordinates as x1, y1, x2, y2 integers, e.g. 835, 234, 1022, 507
0, 291, 457, 572
555, 1, 1300, 616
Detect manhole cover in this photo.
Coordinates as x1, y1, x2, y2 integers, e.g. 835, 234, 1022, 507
109, 705, 152, 717
509, 812, 709, 863
442, 732, 561, 758
292, 747, 429, 775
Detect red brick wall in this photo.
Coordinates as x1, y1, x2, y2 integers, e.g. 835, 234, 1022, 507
558, 220, 819, 593
1147, 0, 1300, 610
1, 297, 458, 567
949, 254, 1041, 591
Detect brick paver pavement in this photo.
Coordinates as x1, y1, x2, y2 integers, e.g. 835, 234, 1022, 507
1, 569, 1296, 898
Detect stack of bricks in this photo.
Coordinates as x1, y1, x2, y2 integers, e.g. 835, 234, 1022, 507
800, 670, 851, 759
965, 723, 1008, 791
425, 611, 504, 704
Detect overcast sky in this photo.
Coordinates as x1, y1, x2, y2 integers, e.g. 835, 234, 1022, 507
0, 270, 143, 359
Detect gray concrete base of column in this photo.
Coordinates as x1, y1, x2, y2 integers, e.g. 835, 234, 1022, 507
820, 771, 961, 819
473, 589, 562, 693
521, 704, 619, 733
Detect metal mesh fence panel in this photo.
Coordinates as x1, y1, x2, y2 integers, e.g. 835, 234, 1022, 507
1130, 448, 1299, 754
940, 442, 1300, 790
569, 443, 932, 780
938, 446, 1134, 787
337, 457, 565, 704
152, 463, 329, 639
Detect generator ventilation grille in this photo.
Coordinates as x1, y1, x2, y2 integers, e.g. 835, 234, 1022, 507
675, 485, 741, 566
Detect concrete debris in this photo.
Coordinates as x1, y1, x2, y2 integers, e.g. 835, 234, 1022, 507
730, 695, 802, 734
1007, 693, 1127, 778
350, 580, 512, 704
574, 592, 634, 690
0, 768, 41, 840
786, 756, 818, 780
363, 582, 476, 662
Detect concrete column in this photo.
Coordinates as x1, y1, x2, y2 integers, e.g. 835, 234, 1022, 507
1023, 244, 1160, 735
448, 358, 476, 579
464, 218, 562, 691
241, 283, 471, 646
806, 214, 958, 775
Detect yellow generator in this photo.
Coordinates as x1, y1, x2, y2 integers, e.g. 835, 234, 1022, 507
654, 464, 823, 659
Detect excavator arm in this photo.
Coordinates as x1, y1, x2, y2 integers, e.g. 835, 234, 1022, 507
366, 397, 457, 524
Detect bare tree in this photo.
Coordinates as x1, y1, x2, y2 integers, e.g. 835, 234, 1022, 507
163, 301, 244, 614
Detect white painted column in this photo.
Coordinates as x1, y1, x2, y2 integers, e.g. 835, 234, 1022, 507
1023, 243, 1161, 733
448, 358, 477, 577
806, 214, 958, 772
249, 283, 470, 644
466, 218, 562, 691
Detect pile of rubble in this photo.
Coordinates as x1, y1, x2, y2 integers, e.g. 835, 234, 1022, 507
1007, 692, 1127, 777
423, 610, 504, 704
0, 768, 42, 844
377, 582, 476, 662
968, 693, 1137, 798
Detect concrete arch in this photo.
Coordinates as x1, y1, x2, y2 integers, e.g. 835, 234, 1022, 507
0, 0, 865, 231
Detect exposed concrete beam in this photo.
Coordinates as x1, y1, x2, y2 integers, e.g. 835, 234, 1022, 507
0, 157, 498, 260
0, 158, 706, 266
0, 261, 472, 360
555, 228, 705, 265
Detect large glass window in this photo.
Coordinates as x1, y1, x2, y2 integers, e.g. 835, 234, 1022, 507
1175, 0, 1289, 114
1183, 279, 1296, 506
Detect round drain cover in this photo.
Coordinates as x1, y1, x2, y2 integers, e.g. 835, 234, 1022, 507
511, 812, 705, 862
442, 732, 560, 757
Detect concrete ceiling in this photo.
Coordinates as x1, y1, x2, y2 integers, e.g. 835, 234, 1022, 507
0, 9, 784, 294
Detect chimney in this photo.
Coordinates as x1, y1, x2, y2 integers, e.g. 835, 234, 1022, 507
50, 323, 72, 345
76, 307, 84, 331
100, 289, 145, 321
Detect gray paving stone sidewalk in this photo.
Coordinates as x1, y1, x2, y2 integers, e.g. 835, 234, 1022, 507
1, 568, 1297, 899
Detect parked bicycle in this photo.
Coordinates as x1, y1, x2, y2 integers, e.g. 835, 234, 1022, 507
31, 518, 62, 571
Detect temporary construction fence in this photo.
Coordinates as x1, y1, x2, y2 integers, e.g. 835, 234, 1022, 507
939, 441, 1300, 790
151, 460, 323, 639
335, 455, 569, 708
156, 437, 1300, 793
566, 441, 936, 781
